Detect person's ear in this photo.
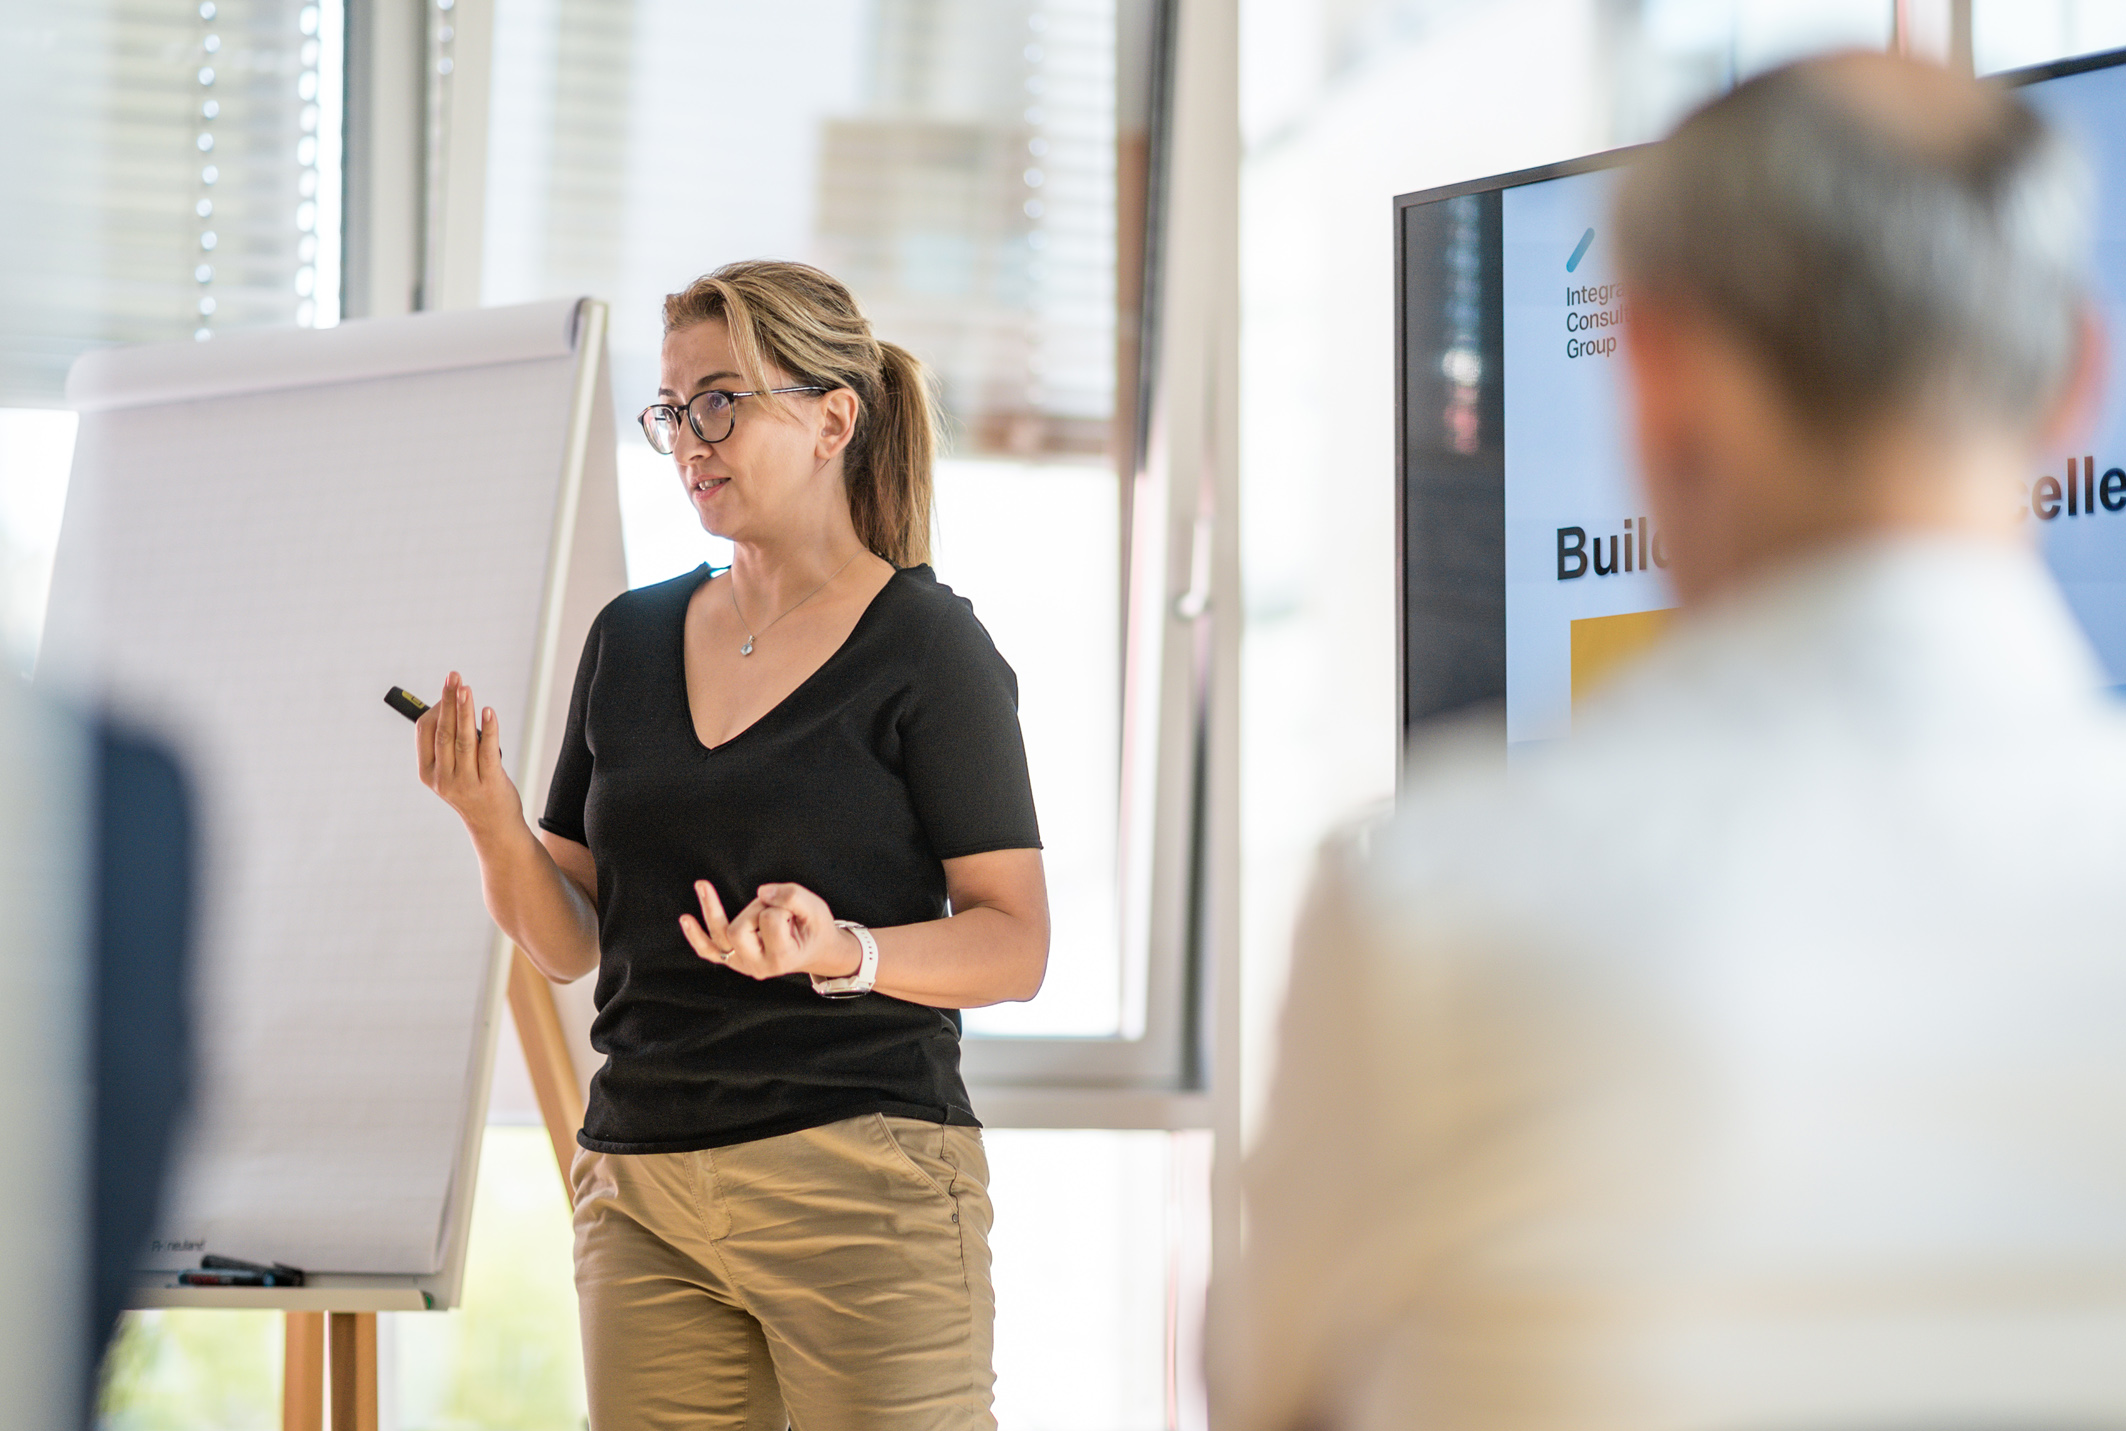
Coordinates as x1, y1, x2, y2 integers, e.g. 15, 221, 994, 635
2037, 304, 2107, 455
814, 386, 860, 462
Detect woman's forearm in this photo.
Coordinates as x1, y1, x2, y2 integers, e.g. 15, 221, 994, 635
867, 903, 1046, 1008
471, 819, 600, 982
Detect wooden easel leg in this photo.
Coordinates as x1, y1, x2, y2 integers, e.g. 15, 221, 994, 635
508, 945, 587, 1187
328, 1311, 379, 1431
283, 1311, 324, 1431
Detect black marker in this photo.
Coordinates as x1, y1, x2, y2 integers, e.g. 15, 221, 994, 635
178, 1268, 304, 1287
181, 1254, 306, 1287
384, 686, 430, 722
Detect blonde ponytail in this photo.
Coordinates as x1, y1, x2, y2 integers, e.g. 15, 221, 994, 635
663, 261, 937, 567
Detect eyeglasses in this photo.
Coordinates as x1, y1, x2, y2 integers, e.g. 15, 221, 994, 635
638, 386, 830, 454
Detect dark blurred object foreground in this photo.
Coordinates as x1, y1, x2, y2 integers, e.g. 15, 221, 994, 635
88, 719, 195, 1418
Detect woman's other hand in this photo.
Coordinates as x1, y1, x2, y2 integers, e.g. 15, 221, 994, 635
415, 671, 522, 839
681, 879, 860, 982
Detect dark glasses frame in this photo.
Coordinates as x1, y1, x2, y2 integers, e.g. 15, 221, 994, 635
638, 385, 832, 453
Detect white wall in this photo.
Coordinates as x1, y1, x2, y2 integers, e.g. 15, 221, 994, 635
1235, 0, 1611, 1142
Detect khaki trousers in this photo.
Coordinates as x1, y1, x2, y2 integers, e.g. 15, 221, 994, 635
569, 1113, 996, 1431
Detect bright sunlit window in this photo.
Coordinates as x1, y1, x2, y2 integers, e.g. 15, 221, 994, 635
98, 1126, 587, 1431
609, 448, 1123, 1037
1976, 0, 2126, 73
0, 0, 344, 407
0, 410, 77, 676
485, 0, 1136, 1041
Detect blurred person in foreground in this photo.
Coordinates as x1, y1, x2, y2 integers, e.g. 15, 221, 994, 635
1218, 52, 2126, 1431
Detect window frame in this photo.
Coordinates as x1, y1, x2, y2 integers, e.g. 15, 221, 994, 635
956, 0, 1238, 1128
349, 0, 1240, 1132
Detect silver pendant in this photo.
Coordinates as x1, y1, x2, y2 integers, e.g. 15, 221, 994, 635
740, 638, 754, 656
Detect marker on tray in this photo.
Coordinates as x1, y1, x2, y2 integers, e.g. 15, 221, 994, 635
178, 1254, 306, 1288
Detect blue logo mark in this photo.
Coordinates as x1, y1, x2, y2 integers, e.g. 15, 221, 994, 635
1566, 228, 1595, 273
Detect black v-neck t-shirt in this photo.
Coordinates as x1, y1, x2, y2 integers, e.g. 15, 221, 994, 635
539, 563, 1041, 1154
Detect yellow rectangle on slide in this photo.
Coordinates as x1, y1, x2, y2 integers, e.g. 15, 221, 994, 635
1571, 607, 1676, 710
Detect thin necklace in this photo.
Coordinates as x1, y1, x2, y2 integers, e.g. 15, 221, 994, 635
727, 551, 861, 656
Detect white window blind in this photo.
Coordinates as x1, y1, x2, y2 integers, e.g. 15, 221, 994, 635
481, 0, 1170, 1064
483, 0, 1120, 456
0, 0, 344, 405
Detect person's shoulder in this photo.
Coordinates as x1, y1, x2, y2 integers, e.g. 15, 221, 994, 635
1368, 717, 1554, 902
879, 564, 1004, 658
882, 562, 976, 620
567, 568, 706, 674
1357, 707, 1693, 967
592, 565, 708, 631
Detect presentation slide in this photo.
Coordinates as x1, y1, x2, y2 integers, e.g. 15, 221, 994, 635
2023, 62, 2126, 684
1501, 166, 1671, 747
1500, 58, 2126, 751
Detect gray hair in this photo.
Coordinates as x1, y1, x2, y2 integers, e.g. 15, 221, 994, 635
1613, 55, 2093, 436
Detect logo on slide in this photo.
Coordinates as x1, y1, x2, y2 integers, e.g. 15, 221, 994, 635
1566, 228, 1595, 273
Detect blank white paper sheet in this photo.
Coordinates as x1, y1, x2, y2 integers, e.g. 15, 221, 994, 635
47, 299, 598, 1276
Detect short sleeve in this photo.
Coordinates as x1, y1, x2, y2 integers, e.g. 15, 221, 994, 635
899, 601, 1042, 860
538, 606, 604, 846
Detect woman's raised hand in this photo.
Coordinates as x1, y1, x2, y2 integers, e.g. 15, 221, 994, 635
415, 671, 522, 839
681, 879, 861, 983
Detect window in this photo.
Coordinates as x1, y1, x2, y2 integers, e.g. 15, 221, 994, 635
1974, 0, 2126, 73
5, 0, 1219, 1108
1612, 0, 1893, 143
97, 1126, 588, 1430
0, 411, 77, 674
476, 0, 1196, 1079
25, 3, 1233, 1422
0, 0, 346, 672
0, 0, 344, 405
473, 7, 1229, 1420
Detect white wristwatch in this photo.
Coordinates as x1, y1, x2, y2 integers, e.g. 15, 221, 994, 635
812, 921, 879, 998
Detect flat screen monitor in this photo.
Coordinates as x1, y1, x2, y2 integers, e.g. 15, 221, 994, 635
1396, 47, 2126, 752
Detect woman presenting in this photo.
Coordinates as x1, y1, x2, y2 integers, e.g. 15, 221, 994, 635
414, 259, 1048, 1430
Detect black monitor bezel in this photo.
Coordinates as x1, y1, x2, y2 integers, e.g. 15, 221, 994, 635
1392, 147, 1636, 743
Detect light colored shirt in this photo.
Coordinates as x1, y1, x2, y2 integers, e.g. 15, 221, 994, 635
1222, 539, 2126, 1431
